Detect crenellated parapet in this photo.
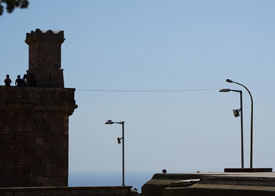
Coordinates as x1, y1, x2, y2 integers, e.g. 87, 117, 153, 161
0, 86, 77, 115
25, 29, 65, 44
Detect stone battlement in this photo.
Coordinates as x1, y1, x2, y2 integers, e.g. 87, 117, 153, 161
0, 86, 77, 114
25, 29, 64, 44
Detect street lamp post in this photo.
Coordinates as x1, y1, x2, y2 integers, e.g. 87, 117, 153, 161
220, 88, 244, 168
226, 79, 254, 169
105, 120, 125, 186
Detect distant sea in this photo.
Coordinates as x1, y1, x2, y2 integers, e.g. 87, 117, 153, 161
69, 172, 154, 192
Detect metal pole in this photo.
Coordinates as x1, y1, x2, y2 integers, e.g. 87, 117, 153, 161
122, 122, 125, 186
240, 91, 244, 168
220, 88, 245, 168
250, 93, 254, 169
233, 82, 253, 169
105, 120, 126, 186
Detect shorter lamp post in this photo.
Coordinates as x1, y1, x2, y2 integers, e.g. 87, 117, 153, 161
105, 120, 125, 186
220, 88, 244, 168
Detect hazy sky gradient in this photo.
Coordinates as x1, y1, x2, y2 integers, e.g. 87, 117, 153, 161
1, 1, 275, 177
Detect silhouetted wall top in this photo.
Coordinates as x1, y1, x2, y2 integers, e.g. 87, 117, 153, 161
25, 29, 65, 44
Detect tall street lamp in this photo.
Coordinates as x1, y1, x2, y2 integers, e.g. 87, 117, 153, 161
105, 120, 126, 186
226, 79, 254, 169
220, 88, 244, 168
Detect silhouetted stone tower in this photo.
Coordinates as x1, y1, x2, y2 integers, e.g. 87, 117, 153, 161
25, 29, 64, 87
0, 29, 77, 187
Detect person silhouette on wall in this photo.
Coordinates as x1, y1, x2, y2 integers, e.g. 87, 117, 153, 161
21, 74, 27, 86
4, 75, 12, 86
27, 73, 36, 87
15, 75, 23, 86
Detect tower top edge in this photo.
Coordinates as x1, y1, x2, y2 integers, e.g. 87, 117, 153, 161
25, 29, 65, 44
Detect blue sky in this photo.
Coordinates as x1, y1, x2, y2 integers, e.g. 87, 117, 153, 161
1, 0, 275, 179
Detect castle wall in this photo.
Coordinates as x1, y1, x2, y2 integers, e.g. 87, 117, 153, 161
0, 86, 77, 187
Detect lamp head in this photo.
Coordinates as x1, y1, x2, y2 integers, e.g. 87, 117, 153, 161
117, 137, 121, 144
226, 78, 233, 83
233, 109, 240, 117
105, 120, 114, 125
219, 89, 231, 92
